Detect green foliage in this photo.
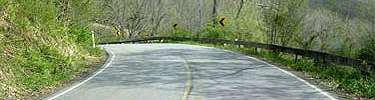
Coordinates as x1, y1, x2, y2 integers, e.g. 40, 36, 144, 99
311, 0, 375, 23
69, 26, 102, 57
20, 47, 71, 89
0, 0, 102, 99
358, 37, 375, 63
230, 19, 264, 42
69, 26, 92, 45
262, 0, 307, 46
168, 28, 190, 37
199, 25, 222, 39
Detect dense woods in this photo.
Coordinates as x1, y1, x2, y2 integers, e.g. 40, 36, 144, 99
1, 0, 375, 99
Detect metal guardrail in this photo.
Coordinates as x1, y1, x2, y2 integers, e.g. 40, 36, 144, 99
97, 37, 165, 44
98, 36, 375, 75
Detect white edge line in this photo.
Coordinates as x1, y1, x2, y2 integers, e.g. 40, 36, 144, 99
193, 45, 337, 100
46, 49, 115, 100
245, 56, 337, 100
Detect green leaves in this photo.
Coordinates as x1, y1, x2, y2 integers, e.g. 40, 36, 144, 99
359, 38, 375, 62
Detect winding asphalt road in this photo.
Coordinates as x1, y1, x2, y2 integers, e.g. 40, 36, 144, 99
45, 44, 337, 100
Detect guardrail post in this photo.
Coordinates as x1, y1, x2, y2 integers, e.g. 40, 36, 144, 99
91, 31, 96, 48
235, 39, 240, 48
295, 54, 298, 63
322, 54, 327, 66
359, 61, 371, 76
271, 45, 280, 56
322, 54, 333, 67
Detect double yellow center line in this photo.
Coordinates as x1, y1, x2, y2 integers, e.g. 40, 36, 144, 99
182, 57, 201, 100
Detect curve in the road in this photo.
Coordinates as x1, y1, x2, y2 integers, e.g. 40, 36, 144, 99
215, 48, 336, 100
46, 50, 116, 100
44, 44, 337, 100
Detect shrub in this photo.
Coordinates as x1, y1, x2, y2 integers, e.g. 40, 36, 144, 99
358, 37, 375, 63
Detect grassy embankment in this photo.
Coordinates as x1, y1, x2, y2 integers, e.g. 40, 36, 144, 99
0, 1, 103, 99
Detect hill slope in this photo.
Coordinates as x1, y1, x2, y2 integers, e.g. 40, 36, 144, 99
0, 0, 102, 99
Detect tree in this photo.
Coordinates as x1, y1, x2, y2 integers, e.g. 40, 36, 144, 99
235, 0, 244, 19
261, 0, 307, 46
212, 0, 219, 25
97, 0, 147, 38
148, 0, 166, 36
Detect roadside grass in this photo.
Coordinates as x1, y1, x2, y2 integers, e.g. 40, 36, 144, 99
1, 5, 104, 99
0, 27, 104, 100
167, 40, 375, 99
0, 1, 105, 99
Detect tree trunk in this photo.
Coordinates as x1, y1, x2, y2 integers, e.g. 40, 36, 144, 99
236, 0, 244, 19
212, 0, 219, 25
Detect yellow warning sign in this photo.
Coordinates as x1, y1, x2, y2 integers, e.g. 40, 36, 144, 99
115, 30, 120, 36
219, 17, 226, 27
172, 23, 178, 30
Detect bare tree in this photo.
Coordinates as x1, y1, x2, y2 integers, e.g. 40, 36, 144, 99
261, 0, 306, 46
236, 0, 245, 19
148, 0, 166, 36
212, 0, 219, 25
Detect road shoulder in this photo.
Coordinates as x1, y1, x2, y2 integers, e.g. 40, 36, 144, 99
183, 44, 341, 100
39, 50, 109, 100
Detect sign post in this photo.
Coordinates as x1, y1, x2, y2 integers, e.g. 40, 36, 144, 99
219, 17, 226, 38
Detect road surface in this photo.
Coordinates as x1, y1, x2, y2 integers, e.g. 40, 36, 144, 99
45, 44, 336, 100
